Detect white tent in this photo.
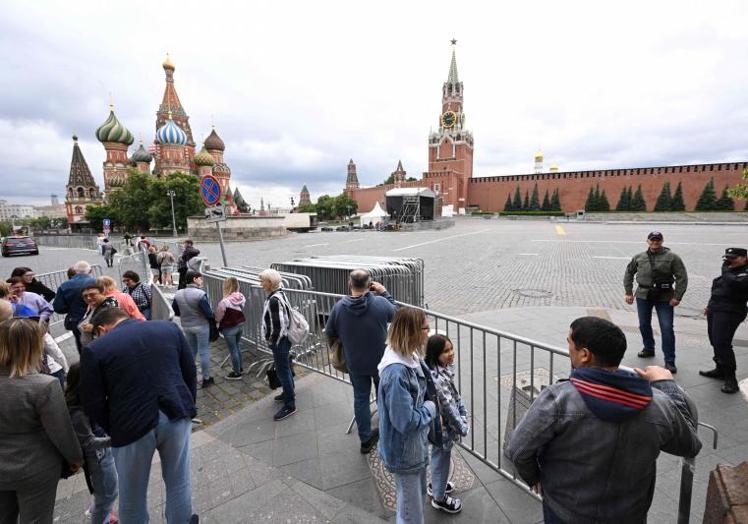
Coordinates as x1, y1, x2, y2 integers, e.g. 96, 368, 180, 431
358, 201, 388, 226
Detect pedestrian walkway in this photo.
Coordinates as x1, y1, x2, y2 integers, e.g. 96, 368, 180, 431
52, 304, 747, 522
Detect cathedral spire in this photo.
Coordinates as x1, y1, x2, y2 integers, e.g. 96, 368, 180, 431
156, 54, 194, 147
67, 135, 98, 187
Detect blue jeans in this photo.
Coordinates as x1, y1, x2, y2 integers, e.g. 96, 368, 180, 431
348, 372, 379, 443
112, 411, 192, 523
271, 337, 295, 407
50, 369, 65, 390
142, 307, 152, 321
543, 501, 564, 524
430, 445, 452, 502
394, 467, 427, 524
89, 448, 118, 524
636, 297, 675, 363
183, 324, 211, 379
221, 324, 244, 374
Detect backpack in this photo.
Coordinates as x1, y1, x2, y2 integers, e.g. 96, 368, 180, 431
277, 292, 309, 345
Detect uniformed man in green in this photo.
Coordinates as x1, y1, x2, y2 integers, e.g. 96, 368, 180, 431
624, 231, 688, 373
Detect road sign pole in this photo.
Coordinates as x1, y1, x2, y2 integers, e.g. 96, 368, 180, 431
216, 221, 228, 267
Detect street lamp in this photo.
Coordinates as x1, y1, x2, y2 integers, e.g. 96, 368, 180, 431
166, 190, 177, 238
10, 214, 17, 230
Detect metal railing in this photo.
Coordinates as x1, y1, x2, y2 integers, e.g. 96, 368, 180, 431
33, 234, 99, 250
201, 269, 716, 523
151, 283, 174, 321
36, 265, 104, 328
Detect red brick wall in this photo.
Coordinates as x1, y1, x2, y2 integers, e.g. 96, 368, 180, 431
468, 162, 748, 213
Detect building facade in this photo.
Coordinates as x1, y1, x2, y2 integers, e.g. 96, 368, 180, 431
65, 135, 104, 227
346, 45, 747, 214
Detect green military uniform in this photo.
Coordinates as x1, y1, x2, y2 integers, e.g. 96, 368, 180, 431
624, 247, 688, 301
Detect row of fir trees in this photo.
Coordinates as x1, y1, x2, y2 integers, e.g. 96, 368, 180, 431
504, 184, 561, 212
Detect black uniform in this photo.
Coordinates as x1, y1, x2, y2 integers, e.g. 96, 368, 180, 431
707, 263, 748, 373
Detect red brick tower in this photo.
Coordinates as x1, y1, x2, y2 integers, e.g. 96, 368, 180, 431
392, 160, 406, 187
299, 185, 311, 206
425, 41, 474, 213
155, 54, 196, 174
65, 135, 103, 228
346, 159, 360, 193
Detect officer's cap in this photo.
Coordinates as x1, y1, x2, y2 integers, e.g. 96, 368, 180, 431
724, 247, 747, 258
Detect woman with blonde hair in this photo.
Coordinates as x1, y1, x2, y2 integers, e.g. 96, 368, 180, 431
0, 318, 83, 522
215, 277, 246, 380
377, 307, 437, 524
259, 268, 296, 421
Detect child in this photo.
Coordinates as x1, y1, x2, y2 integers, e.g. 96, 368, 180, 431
65, 363, 119, 524
42, 323, 68, 388
424, 334, 469, 514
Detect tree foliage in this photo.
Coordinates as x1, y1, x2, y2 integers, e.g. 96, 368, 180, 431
314, 192, 358, 220
297, 202, 316, 213
616, 186, 632, 211
654, 182, 672, 212
670, 182, 685, 211
512, 186, 522, 210
529, 184, 540, 211
550, 188, 561, 211
541, 190, 551, 211
630, 185, 647, 211
716, 186, 735, 211
100, 169, 203, 232
695, 178, 718, 211
727, 167, 748, 200
503, 193, 513, 212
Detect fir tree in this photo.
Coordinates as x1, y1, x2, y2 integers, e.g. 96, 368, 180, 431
541, 190, 551, 211
512, 186, 522, 210
599, 189, 610, 211
670, 182, 685, 211
551, 188, 561, 211
716, 186, 735, 210
504, 193, 513, 212
593, 185, 602, 211
695, 179, 718, 211
529, 184, 540, 211
654, 182, 672, 212
615, 186, 631, 211
522, 191, 530, 211
630, 185, 647, 211
584, 187, 596, 211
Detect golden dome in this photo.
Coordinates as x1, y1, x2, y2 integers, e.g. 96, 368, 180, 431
534, 150, 544, 160
549, 164, 559, 172
163, 53, 175, 71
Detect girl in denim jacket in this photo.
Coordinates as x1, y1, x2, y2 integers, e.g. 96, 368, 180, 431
377, 307, 436, 524
425, 335, 469, 514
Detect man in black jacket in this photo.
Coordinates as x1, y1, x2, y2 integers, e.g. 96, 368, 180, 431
81, 307, 198, 523
700, 247, 748, 394
177, 239, 200, 290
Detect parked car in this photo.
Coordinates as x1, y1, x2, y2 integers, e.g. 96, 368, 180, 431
1, 236, 39, 257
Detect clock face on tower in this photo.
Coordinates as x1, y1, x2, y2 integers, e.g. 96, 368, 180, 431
441, 111, 457, 129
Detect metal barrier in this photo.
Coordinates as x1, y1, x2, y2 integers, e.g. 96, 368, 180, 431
33, 234, 99, 250
271, 256, 425, 307
36, 265, 104, 328
201, 269, 715, 523
151, 283, 174, 321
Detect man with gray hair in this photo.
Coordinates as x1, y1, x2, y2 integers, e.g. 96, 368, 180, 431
325, 269, 397, 453
53, 260, 96, 353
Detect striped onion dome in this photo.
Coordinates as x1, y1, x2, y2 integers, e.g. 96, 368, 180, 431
156, 117, 187, 145
131, 142, 153, 163
96, 109, 134, 145
193, 146, 215, 166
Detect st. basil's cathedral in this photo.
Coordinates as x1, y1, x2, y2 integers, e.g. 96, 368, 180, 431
65, 54, 241, 228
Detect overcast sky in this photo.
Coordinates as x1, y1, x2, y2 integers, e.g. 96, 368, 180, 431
2, 1, 748, 208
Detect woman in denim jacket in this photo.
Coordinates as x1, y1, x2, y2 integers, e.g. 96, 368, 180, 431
424, 335, 468, 514
377, 307, 436, 524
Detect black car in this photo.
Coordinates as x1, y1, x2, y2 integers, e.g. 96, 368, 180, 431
1, 236, 39, 257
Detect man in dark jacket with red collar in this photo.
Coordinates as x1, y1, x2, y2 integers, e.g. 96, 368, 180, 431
506, 316, 701, 523
80, 307, 198, 524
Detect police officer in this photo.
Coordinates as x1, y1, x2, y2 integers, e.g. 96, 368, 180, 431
699, 247, 748, 394
624, 231, 688, 374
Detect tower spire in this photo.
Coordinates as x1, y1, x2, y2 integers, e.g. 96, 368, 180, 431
447, 39, 459, 84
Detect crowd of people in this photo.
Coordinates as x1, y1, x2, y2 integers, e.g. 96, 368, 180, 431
0, 229, 745, 523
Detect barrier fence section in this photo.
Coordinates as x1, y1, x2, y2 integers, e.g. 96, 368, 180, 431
202, 270, 714, 523
33, 235, 99, 250
35, 265, 104, 328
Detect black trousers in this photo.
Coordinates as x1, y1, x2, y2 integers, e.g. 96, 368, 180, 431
707, 310, 747, 373
177, 268, 187, 290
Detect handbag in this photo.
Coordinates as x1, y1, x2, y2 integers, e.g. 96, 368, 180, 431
208, 319, 220, 342
266, 360, 297, 390
329, 337, 347, 373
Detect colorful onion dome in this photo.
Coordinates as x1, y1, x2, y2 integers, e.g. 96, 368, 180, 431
156, 117, 187, 145
163, 53, 175, 71
96, 108, 134, 145
194, 146, 215, 166
204, 128, 225, 151
131, 142, 153, 163
213, 162, 230, 174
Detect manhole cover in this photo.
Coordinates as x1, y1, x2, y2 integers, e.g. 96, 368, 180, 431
513, 288, 553, 298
